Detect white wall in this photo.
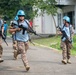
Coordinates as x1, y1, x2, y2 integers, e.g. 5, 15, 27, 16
42, 14, 57, 34
33, 16, 42, 33
33, 13, 57, 34
33, 5, 76, 34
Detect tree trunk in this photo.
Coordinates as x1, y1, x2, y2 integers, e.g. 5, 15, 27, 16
51, 14, 58, 36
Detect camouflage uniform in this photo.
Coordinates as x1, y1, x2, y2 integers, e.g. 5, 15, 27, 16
17, 41, 29, 66
9, 10, 30, 71
61, 40, 71, 61
11, 30, 17, 49
13, 40, 18, 59
60, 25, 74, 64
9, 24, 18, 59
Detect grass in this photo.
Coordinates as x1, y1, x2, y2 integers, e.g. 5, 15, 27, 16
33, 35, 76, 56
7, 28, 76, 56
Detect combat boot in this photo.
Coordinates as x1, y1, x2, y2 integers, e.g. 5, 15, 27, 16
0, 58, 4, 63
25, 65, 30, 71
67, 59, 71, 64
25, 64, 30, 71
62, 59, 67, 64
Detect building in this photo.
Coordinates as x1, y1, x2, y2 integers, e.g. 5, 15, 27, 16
33, 9, 57, 35
56, 0, 76, 33
33, 0, 76, 35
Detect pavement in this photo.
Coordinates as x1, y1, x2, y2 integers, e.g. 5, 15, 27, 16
0, 38, 76, 75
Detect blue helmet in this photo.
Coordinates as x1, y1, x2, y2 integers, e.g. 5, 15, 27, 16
63, 16, 70, 23
17, 10, 25, 16
14, 15, 18, 20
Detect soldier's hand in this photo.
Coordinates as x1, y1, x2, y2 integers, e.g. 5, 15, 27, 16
58, 31, 62, 35
12, 32, 15, 34
16, 28, 21, 31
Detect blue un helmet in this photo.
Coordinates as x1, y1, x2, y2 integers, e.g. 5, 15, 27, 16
63, 16, 70, 23
14, 15, 18, 20
17, 10, 25, 16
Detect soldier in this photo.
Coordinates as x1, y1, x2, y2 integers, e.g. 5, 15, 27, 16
9, 16, 18, 60
9, 10, 30, 71
0, 17, 4, 62
60, 16, 74, 64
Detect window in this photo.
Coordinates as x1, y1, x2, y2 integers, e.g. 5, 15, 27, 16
58, 14, 62, 26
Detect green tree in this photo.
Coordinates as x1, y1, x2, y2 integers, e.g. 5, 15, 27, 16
0, 0, 20, 19
0, 0, 57, 19
23, 0, 57, 19
0, 0, 57, 34
23, 0, 57, 35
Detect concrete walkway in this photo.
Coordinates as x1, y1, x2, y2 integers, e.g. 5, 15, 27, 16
0, 38, 76, 75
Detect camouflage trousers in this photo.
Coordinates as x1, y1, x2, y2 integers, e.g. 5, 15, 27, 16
60, 40, 71, 60
17, 41, 29, 66
0, 37, 3, 58
13, 40, 18, 52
